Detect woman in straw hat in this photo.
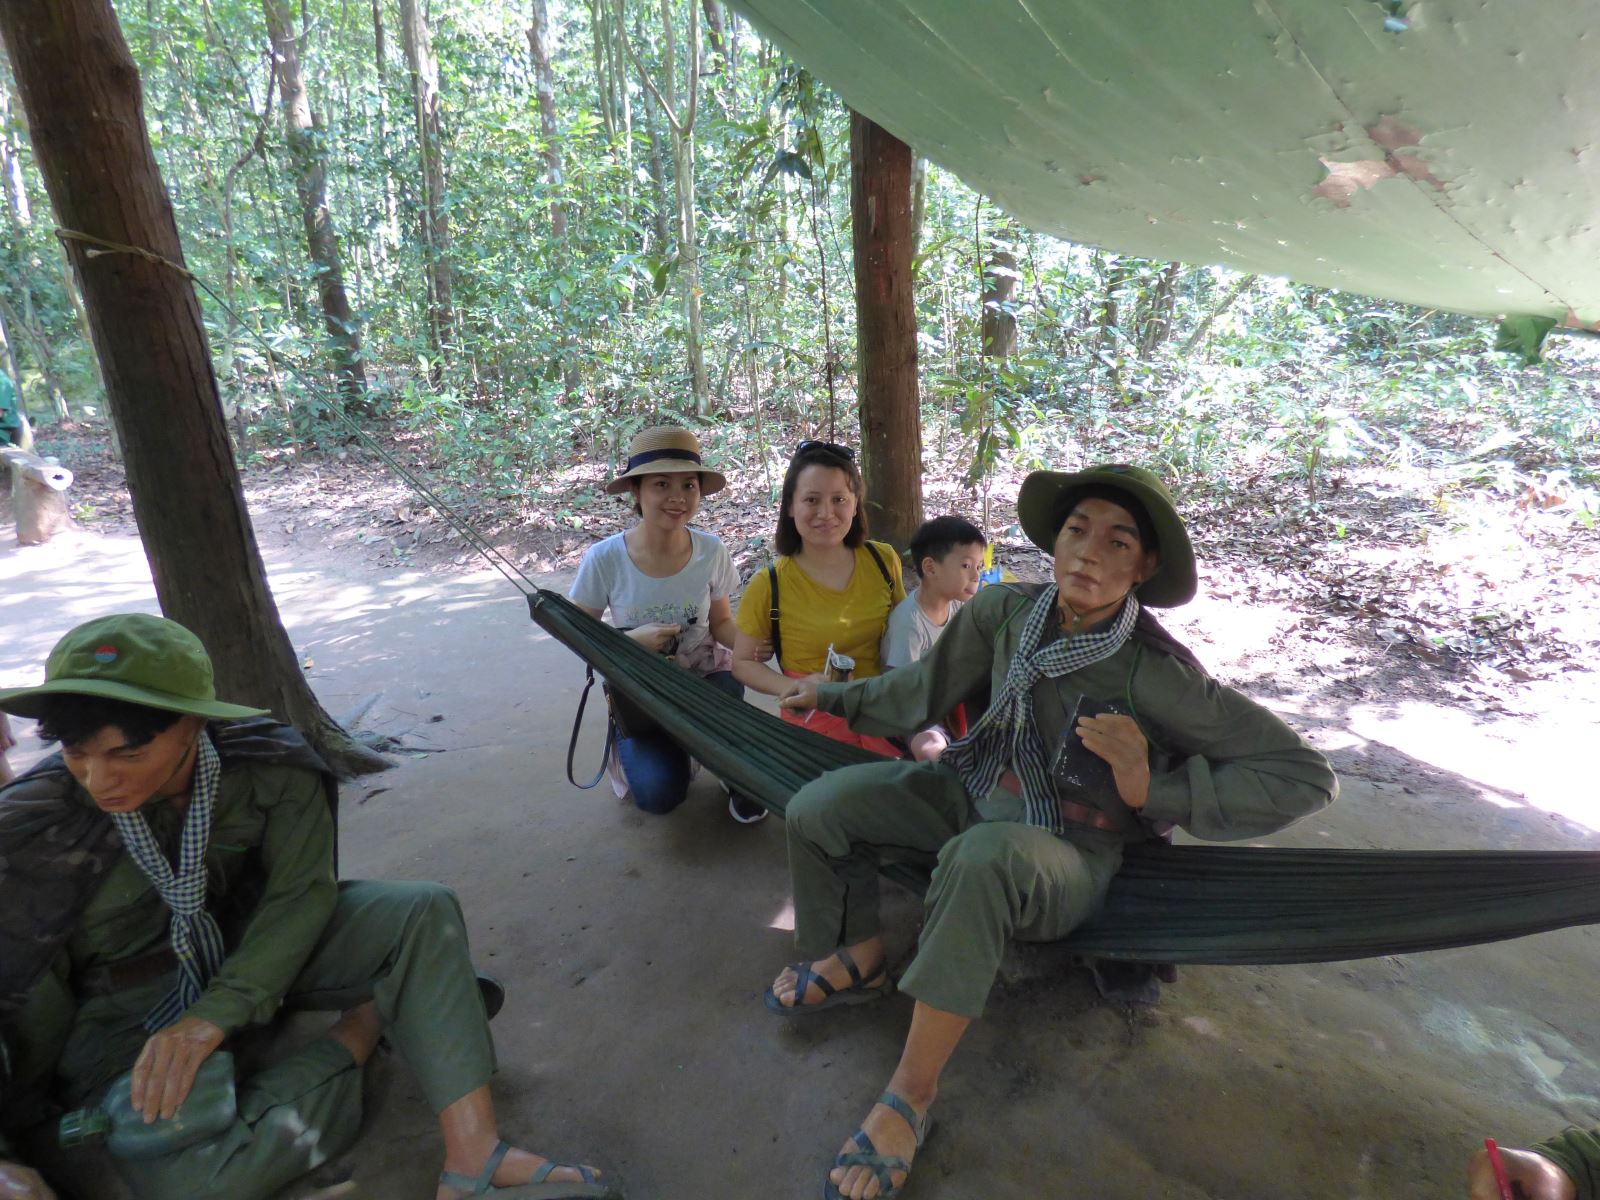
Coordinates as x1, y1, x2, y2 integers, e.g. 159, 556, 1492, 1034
772, 464, 1337, 1199
569, 426, 766, 822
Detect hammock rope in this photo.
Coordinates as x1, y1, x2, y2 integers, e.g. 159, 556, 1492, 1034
528, 588, 1600, 966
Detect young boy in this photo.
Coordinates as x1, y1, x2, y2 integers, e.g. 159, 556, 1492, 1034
881, 515, 986, 760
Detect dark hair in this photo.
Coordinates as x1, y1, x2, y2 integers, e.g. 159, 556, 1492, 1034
1052, 484, 1159, 551
909, 516, 986, 578
32, 695, 185, 749
775, 443, 867, 556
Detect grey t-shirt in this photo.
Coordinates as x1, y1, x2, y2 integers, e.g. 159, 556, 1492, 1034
569, 527, 741, 674
881, 587, 961, 669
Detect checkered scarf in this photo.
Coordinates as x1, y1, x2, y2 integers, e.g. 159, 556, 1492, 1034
110, 732, 227, 1031
943, 586, 1139, 832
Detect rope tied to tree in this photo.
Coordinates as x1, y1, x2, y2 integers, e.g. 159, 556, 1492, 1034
48, 225, 545, 602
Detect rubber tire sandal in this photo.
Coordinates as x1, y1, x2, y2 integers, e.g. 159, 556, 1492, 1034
821, 1091, 931, 1200
438, 1140, 617, 1199
763, 946, 893, 1017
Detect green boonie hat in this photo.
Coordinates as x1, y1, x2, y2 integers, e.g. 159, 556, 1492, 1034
1016, 463, 1197, 608
0, 613, 270, 721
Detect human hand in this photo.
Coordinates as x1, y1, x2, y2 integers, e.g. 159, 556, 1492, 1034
778, 676, 823, 712
626, 623, 682, 654
1468, 1145, 1574, 1199
131, 1016, 225, 1122
909, 729, 948, 763
746, 637, 775, 663
0, 1161, 57, 1200
1076, 714, 1150, 809
0, 712, 15, 754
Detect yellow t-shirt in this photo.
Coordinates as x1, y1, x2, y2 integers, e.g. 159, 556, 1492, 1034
736, 541, 907, 678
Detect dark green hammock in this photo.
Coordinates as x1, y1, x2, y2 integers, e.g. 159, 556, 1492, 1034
529, 589, 1600, 966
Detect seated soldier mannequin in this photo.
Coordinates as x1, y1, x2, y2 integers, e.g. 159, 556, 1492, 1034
0, 614, 616, 1200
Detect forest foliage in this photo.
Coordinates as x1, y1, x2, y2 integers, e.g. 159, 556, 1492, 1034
1, 0, 1596, 523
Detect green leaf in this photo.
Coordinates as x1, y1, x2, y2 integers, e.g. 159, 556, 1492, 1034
1493, 315, 1557, 365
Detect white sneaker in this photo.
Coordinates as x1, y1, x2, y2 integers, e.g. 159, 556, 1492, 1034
728, 792, 768, 824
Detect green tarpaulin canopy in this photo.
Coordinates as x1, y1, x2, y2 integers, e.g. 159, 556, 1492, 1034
728, 0, 1600, 328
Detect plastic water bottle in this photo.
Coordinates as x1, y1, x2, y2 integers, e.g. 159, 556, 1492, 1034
58, 1052, 237, 1160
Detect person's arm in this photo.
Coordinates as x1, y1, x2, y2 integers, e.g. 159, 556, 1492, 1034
1482, 1127, 1597, 1200
131, 765, 339, 1120
182, 766, 338, 1032
1135, 661, 1337, 840
570, 549, 681, 653
731, 567, 795, 696
0, 1159, 56, 1200
708, 596, 738, 652
880, 598, 916, 671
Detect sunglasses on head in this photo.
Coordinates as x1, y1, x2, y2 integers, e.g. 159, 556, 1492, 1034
795, 439, 856, 461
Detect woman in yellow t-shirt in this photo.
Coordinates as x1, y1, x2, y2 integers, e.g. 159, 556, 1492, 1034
734, 440, 906, 755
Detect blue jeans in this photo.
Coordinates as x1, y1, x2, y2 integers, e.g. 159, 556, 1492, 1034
616, 669, 745, 814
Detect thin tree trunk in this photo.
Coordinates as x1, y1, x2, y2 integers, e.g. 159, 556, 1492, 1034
621, 0, 707, 413
910, 154, 927, 260
263, 0, 368, 405
850, 110, 922, 550
528, 0, 581, 398
981, 219, 1018, 361
0, 77, 34, 223
1, 0, 386, 774
399, 0, 454, 372
1180, 273, 1257, 356
0, 289, 69, 421
372, 0, 398, 254
588, 0, 617, 141
527, 0, 567, 239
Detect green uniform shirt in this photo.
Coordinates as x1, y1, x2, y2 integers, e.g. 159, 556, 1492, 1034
817, 583, 1336, 839
1535, 1126, 1600, 1199
12, 761, 336, 1100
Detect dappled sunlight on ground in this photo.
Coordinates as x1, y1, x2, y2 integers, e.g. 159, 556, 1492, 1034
1343, 692, 1600, 833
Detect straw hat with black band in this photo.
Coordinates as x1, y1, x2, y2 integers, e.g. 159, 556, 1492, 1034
1015, 463, 1197, 608
0, 613, 270, 721
605, 426, 727, 496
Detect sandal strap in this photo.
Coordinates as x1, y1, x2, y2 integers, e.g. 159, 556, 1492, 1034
833, 1131, 909, 1193
439, 1139, 512, 1196
876, 1091, 928, 1144
792, 960, 838, 1004
834, 945, 866, 988
531, 1161, 597, 1185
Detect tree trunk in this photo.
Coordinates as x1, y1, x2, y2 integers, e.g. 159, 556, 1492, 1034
372, 0, 399, 255
527, 0, 581, 399
622, 0, 707, 413
1, 0, 386, 774
1180, 273, 1256, 357
850, 110, 922, 551
263, 0, 368, 405
981, 220, 1019, 361
398, 0, 455, 370
526, 0, 567, 240
910, 154, 927, 260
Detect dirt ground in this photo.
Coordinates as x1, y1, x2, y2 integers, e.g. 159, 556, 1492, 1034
4, 486, 1600, 1200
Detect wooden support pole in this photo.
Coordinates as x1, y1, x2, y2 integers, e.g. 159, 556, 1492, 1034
850, 110, 923, 551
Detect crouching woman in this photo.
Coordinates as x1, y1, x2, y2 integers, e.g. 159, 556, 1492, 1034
769, 464, 1337, 1199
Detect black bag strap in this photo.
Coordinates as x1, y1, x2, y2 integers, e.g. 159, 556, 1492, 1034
863, 540, 895, 593
767, 562, 782, 670
566, 663, 616, 790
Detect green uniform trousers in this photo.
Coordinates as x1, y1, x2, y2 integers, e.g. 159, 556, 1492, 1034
786, 759, 1122, 1018
65, 879, 496, 1200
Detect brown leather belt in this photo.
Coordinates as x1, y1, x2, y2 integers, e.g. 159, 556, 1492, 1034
997, 770, 1123, 834
76, 947, 179, 998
